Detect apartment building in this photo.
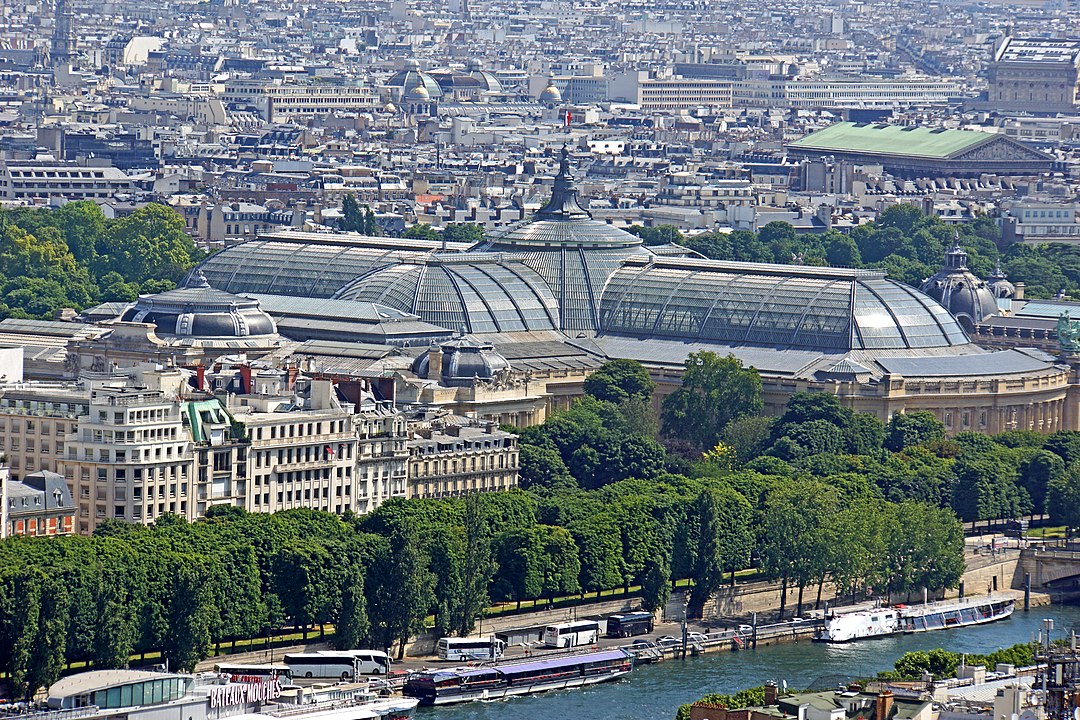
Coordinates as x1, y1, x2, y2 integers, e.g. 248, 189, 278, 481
232, 377, 359, 515
64, 386, 195, 533
406, 423, 519, 500
4, 470, 76, 537
0, 383, 89, 478
609, 71, 733, 110
219, 80, 380, 122
730, 77, 959, 109
354, 404, 408, 514
0, 160, 136, 201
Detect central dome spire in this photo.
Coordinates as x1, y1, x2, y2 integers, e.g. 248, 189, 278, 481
535, 146, 591, 221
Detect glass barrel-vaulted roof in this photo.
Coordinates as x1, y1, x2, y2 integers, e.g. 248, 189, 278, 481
332, 255, 560, 334
599, 258, 971, 352
194, 239, 427, 298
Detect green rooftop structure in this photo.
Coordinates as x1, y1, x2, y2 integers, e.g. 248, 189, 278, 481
787, 121, 1055, 177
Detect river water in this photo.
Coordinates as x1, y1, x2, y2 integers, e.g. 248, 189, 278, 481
424, 604, 1080, 720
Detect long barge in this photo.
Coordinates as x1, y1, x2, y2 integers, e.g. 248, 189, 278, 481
401, 649, 632, 706
815, 597, 1015, 643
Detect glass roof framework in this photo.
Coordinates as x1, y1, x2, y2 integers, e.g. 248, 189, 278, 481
196, 240, 418, 298
480, 219, 651, 334
599, 262, 972, 352
333, 257, 561, 334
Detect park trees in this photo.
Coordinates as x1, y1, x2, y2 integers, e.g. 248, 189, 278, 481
686, 487, 753, 617
661, 352, 762, 451
583, 358, 655, 404
885, 411, 946, 452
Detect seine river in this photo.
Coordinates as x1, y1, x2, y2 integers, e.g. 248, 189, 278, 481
424, 603, 1080, 720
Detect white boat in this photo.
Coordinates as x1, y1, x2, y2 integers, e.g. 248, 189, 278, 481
815, 597, 1015, 643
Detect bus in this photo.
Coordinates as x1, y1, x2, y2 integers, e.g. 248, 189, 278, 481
283, 650, 391, 680
543, 620, 600, 648
606, 611, 654, 638
436, 637, 506, 662
213, 663, 293, 684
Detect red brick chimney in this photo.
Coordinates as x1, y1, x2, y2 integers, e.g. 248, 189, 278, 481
286, 363, 299, 390
764, 682, 778, 706
875, 691, 894, 720
238, 364, 252, 394
195, 365, 206, 390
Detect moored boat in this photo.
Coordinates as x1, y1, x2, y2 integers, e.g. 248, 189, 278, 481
815, 596, 1015, 643
402, 649, 633, 706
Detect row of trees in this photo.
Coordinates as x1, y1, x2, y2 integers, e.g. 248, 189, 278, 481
0, 202, 204, 320
628, 204, 1080, 299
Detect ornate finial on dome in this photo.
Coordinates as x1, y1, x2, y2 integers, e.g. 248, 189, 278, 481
535, 146, 591, 221
187, 269, 210, 289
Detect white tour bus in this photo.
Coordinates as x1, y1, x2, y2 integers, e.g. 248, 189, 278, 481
283, 650, 391, 679
213, 663, 292, 683
543, 620, 601, 648
436, 637, 506, 662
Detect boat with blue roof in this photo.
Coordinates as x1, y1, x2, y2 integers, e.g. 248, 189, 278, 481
401, 649, 633, 705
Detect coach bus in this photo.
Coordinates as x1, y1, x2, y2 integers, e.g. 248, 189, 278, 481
283, 650, 391, 679
436, 637, 506, 661
543, 620, 600, 648
606, 611, 654, 638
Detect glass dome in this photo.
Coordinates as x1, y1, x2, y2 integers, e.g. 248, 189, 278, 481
333, 255, 560, 334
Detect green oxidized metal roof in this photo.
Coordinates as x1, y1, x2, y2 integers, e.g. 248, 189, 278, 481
788, 122, 993, 159
185, 399, 230, 444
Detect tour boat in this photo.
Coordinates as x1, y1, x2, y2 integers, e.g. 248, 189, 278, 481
815, 597, 1015, 643
402, 649, 633, 706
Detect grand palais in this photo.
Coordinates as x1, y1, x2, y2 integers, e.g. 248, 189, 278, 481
67, 151, 1080, 435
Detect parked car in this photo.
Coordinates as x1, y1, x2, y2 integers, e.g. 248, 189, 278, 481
656, 635, 680, 648
737, 624, 753, 634
687, 632, 707, 644
630, 639, 655, 649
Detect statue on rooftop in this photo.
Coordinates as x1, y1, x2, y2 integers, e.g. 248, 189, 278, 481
1057, 311, 1080, 354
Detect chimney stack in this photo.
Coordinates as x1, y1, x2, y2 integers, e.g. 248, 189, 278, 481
427, 344, 443, 380
876, 691, 894, 720
764, 682, 778, 706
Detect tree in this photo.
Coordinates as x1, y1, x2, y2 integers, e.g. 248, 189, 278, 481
759, 479, 837, 618
340, 194, 366, 233
640, 559, 671, 614
687, 487, 753, 617
721, 416, 774, 465
570, 520, 623, 598
453, 493, 495, 636
1047, 464, 1080, 532
441, 223, 486, 244
97, 204, 203, 284
491, 528, 544, 609
402, 224, 441, 241
885, 411, 946, 452
162, 560, 214, 672
92, 569, 136, 668
661, 352, 763, 450
1019, 450, 1064, 515
334, 566, 369, 651
368, 527, 435, 658
884, 502, 964, 597
951, 453, 1029, 522
584, 359, 656, 404
518, 444, 576, 491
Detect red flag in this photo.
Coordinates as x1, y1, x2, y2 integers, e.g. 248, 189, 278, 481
325, 444, 335, 457
565, 109, 572, 126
